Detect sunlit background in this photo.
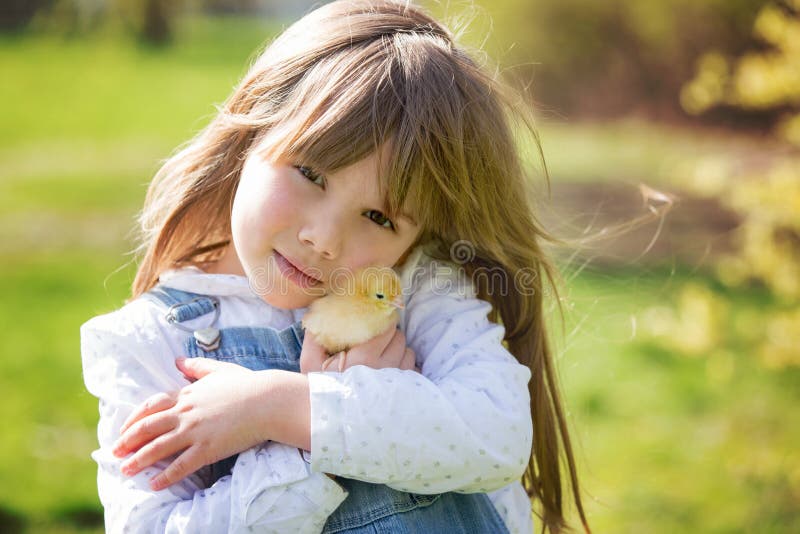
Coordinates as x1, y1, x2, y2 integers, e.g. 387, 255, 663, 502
1, 0, 798, 532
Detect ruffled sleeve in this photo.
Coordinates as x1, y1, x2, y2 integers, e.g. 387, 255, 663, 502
307, 255, 533, 493
81, 300, 347, 533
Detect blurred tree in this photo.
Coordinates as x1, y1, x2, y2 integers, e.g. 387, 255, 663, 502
651, 0, 800, 369
682, 0, 800, 144
204, 0, 264, 14
0, 0, 53, 31
26, 0, 106, 37
114, 0, 180, 45
142, 0, 172, 44
427, 0, 766, 122
24, 0, 182, 44
202, 0, 313, 17
21, 0, 309, 43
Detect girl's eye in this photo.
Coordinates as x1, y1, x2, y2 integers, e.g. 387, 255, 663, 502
365, 210, 396, 231
296, 165, 324, 187
295, 165, 396, 231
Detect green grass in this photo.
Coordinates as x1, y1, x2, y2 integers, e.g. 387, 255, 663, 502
0, 251, 134, 532
0, 16, 282, 148
0, 16, 278, 532
5, 252, 798, 532
537, 118, 788, 187
1, 16, 798, 533
557, 267, 800, 532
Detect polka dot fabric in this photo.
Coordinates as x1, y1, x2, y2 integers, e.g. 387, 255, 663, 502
80, 245, 534, 533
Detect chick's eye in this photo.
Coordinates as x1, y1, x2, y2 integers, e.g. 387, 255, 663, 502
295, 165, 324, 187
365, 210, 395, 231
376, 293, 384, 299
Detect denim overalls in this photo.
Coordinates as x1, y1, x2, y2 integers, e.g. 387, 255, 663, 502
145, 285, 509, 534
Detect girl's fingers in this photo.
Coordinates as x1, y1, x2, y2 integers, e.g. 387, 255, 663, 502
300, 332, 329, 374
346, 324, 400, 366
176, 356, 237, 380
119, 392, 178, 435
149, 446, 203, 491
119, 431, 185, 478
379, 329, 407, 366
113, 413, 177, 458
399, 347, 416, 371
375, 321, 400, 348
320, 351, 345, 372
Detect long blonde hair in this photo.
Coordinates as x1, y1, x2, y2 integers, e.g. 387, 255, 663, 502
131, 1, 590, 531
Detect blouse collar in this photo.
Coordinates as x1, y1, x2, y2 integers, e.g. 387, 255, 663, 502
158, 266, 258, 298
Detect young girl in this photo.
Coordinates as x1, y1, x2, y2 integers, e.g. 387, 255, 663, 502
80, 1, 590, 532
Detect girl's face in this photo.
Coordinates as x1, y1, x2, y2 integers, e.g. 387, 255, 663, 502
216, 139, 422, 309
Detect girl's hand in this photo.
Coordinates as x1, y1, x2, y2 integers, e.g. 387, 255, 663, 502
299, 324, 420, 374
112, 358, 278, 491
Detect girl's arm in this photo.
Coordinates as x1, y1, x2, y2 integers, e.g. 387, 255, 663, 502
306, 261, 532, 494
113, 263, 530, 495
80, 307, 346, 533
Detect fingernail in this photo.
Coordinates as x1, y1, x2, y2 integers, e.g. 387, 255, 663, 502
150, 476, 163, 491
175, 357, 186, 366
121, 460, 137, 476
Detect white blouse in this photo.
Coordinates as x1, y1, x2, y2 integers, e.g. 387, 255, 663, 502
80, 245, 535, 533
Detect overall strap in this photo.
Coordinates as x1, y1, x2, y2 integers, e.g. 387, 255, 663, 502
278, 321, 306, 351
143, 285, 222, 351
143, 285, 219, 322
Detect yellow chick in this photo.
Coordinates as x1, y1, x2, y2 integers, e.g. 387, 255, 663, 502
301, 265, 405, 355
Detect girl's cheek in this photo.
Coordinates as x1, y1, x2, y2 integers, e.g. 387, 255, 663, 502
257, 181, 299, 228
237, 171, 303, 233
349, 246, 381, 270
348, 241, 399, 273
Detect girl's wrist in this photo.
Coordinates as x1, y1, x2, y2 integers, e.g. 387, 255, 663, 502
257, 369, 311, 450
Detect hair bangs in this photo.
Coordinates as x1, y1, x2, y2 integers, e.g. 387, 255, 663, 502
382, 32, 479, 237
256, 41, 394, 170
253, 27, 481, 237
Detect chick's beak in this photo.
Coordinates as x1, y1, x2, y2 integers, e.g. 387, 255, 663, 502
391, 296, 405, 309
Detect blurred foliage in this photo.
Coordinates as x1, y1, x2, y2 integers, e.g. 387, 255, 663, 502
654, 157, 800, 369
0, 0, 54, 31
641, 283, 729, 356
682, 0, 800, 143
7, 0, 299, 43
0, 16, 278, 531
12, 0, 774, 120
2, 5, 799, 533
646, 0, 800, 370
426, 0, 766, 120
562, 267, 800, 532
15, 0, 186, 44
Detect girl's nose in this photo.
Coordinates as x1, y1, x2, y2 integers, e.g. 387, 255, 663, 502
298, 218, 344, 260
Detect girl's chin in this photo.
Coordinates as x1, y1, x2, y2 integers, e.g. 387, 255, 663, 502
241, 258, 324, 309
255, 287, 318, 310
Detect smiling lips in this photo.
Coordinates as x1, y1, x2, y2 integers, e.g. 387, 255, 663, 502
273, 251, 323, 288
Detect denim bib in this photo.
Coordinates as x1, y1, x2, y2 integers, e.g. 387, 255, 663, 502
144, 285, 509, 533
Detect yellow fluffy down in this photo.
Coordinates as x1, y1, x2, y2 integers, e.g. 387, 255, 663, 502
301, 266, 403, 355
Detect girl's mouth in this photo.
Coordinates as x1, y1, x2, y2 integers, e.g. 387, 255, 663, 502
272, 251, 323, 289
